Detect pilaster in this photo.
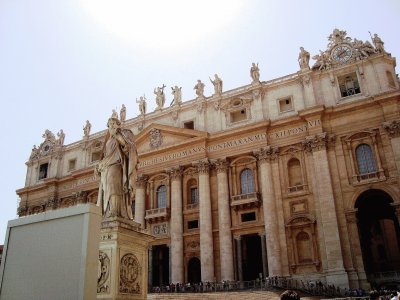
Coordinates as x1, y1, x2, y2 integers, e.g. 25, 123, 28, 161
193, 159, 214, 282
168, 166, 184, 283
214, 159, 234, 281
254, 146, 282, 276
135, 174, 148, 227
302, 133, 349, 288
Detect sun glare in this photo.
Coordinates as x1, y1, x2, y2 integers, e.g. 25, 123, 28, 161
81, 0, 244, 52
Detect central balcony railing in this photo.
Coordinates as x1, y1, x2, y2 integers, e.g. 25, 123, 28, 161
145, 207, 170, 222
230, 192, 260, 209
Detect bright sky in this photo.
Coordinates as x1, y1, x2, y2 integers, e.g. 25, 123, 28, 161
0, 0, 399, 243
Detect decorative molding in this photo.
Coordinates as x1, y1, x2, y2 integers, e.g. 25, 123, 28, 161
168, 166, 184, 180
383, 120, 400, 138
193, 159, 210, 175
136, 174, 148, 189
253, 146, 279, 163
302, 132, 334, 152
214, 158, 229, 173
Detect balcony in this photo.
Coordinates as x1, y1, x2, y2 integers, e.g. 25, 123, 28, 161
230, 192, 261, 210
145, 207, 170, 223
288, 184, 307, 193
352, 170, 386, 186
185, 202, 199, 212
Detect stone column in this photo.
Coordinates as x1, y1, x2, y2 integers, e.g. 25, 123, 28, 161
135, 174, 148, 227
383, 120, 400, 178
345, 211, 369, 290
259, 233, 268, 277
303, 133, 348, 287
168, 167, 184, 283
194, 159, 214, 282
235, 236, 243, 282
214, 159, 234, 281
148, 246, 153, 290
254, 147, 282, 276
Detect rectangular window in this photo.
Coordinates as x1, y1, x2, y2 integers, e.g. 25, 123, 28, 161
38, 163, 48, 180
241, 212, 256, 222
338, 73, 361, 97
188, 220, 199, 229
184, 121, 194, 129
91, 151, 101, 163
230, 109, 247, 123
68, 159, 76, 172
279, 97, 293, 113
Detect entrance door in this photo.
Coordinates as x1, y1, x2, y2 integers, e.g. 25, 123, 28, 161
152, 245, 169, 287
187, 257, 201, 283
242, 234, 263, 281
356, 189, 400, 275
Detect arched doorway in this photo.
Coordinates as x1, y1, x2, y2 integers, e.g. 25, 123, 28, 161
187, 257, 201, 283
355, 189, 400, 276
242, 234, 263, 281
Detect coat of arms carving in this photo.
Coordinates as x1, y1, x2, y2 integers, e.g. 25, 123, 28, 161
149, 128, 163, 149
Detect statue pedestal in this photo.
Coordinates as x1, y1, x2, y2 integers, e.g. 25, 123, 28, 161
97, 217, 154, 300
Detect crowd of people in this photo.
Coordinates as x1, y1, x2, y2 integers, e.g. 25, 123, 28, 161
149, 277, 400, 300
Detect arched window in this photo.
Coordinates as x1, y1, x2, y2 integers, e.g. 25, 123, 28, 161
296, 231, 312, 263
156, 185, 167, 208
356, 144, 377, 174
240, 168, 255, 194
288, 158, 302, 187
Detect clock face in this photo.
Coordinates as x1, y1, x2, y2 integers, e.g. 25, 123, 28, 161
332, 45, 352, 63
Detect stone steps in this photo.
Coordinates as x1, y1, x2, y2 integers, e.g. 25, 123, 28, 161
147, 290, 320, 300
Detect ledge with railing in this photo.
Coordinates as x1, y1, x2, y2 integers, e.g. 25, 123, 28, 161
230, 192, 261, 209
145, 207, 170, 222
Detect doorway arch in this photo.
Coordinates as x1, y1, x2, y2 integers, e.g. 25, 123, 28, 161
187, 257, 201, 284
355, 189, 400, 275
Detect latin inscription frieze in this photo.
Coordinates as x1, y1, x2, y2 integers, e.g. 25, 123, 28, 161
138, 133, 267, 168
269, 119, 321, 140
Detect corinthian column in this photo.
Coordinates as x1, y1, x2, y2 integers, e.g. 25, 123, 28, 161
303, 133, 348, 287
135, 174, 148, 227
254, 146, 282, 276
194, 159, 214, 282
168, 166, 184, 283
215, 159, 234, 281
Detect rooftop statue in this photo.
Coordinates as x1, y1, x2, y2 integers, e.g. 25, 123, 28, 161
372, 33, 385, 54
120, 104, 126, 123
96, 115, 137, 219
57, 129, 65, 146
298, 47, 310, 70
83, 120, 91, 138
250, 62, 260, 83
171, 86, 182, 106
154, 84, 166, 110
194, 79, 205, 98
210, 74, 223, 96
136, 96, 147, 115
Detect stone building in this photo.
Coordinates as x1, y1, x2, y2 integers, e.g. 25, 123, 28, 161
16, 29, 400, 290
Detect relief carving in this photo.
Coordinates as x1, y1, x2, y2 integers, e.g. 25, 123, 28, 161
149, 128, 163, 149
383, 120, 400, 138
119, 253, 141, 294
253, 146, 279, 163
97, 251, 110, 294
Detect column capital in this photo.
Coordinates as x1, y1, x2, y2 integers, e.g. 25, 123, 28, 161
345, 210, 358, 223
168, 166, 184, 181
258, 232, 266, 237
136, 174, 148, 188
391, 203, 400, 217
234, 235, 242, 241
213, 158, 229, 173
193, 159, 210, 175
302, 132, 335, 152
383, 119, 400, 138
253, 146, 279, 163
